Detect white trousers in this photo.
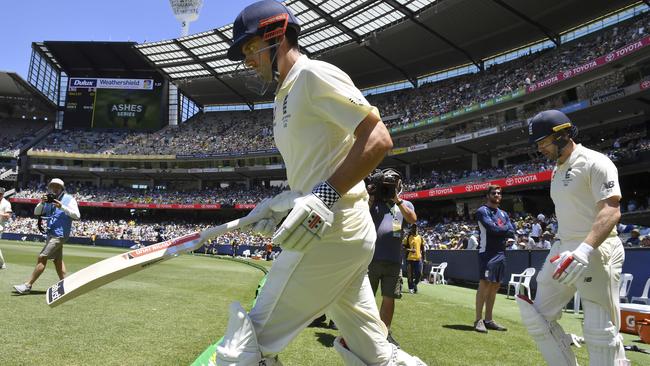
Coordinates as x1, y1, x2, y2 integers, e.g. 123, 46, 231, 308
248, 196, 394, 364
533, 236, 624, 327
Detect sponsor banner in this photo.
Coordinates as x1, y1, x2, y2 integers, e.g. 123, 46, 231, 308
234, 203, 256, 210
451, 133, 473, 144
388, 147, 408, 156
559, 100, 590, 114
408, 144, 428, 152
502, 120, 523, 131
9, 198, 221, 210
69, 78, 154, 90
175, 149, 279, 160
527, 35, 650, 93
473, 127, 498, 139
400, 170, 552, 200
591, 88, 626, 105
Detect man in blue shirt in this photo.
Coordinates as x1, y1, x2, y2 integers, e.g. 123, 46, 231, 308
474, 184, 515, 333
14, 178, 80, 294
368, 168, 417, 347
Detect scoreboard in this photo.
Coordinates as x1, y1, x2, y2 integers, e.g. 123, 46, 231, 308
64, 78, 164, 130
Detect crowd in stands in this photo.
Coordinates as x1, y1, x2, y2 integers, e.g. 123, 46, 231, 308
27, 12, 650, 156
32, 110, 274, 156
370, 12, 650, 129
0, 119, 50, 156
2, 216, 272, 247
13, 182, 284, 205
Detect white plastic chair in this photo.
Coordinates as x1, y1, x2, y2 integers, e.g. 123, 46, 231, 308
619, 273, 633, 303
428, 262, 448, 284
242, 249, 251, 258
632, 277, 650, 305
506, 267, 536, 299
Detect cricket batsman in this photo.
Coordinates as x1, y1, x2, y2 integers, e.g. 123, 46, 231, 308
211, 1, 426, 365
519, 110, 630, 365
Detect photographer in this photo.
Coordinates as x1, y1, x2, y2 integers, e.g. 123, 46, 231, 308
366, 168, 417, 347
13, 178, 80, 295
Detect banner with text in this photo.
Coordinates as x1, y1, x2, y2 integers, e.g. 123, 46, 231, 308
9, 198, 221, 210
527, 35, 650, 93
399, 170, 552, 200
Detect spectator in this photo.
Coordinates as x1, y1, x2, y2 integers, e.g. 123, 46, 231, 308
625, 228, 641, 247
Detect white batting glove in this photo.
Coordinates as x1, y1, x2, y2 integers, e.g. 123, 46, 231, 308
272, 181, 340, 252
243, 191, 301, 237
550, 242, 593, 286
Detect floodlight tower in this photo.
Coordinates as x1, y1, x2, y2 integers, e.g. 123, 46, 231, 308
169, 0, 204, 37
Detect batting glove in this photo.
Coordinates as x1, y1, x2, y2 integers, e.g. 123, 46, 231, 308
272, 181, 339, 252
550, 242, 593, 286
243, 191, 301, 237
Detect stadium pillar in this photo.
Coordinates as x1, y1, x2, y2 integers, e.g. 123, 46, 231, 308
471, 153, 478, 170
404, 164, 411, 180
197, 179, 202, 190
95, 177, 101, 187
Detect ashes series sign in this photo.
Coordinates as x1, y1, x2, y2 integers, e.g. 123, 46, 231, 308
64, 77, 162, 130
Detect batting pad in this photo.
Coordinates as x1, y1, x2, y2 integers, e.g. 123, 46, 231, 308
333, 336, 427, 366
214, 302, 282, 366
582, 300, 630, 366
516, 294, 578, 366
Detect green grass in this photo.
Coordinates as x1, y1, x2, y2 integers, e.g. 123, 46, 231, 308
0, 240, 647, 365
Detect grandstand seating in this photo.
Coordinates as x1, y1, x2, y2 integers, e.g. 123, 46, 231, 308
28, 11, 650, 156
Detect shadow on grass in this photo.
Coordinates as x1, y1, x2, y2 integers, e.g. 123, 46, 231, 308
442, 324, 475, 332
11, 290, 46, 296
314, 332, 336, 348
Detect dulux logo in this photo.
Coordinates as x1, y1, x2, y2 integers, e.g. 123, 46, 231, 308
70, 79, 96, 87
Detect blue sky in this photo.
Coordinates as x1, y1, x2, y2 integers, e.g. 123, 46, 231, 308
0, 0, 260, 79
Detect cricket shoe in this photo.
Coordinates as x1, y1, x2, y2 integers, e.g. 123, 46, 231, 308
1, 264, 6, 269
13, 284, 31, 294
474, 319, 488, 333
484, 320, 507, 331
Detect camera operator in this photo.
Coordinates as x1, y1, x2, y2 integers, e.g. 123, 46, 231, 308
13, 178, 80, 295
366, 168, 417, 347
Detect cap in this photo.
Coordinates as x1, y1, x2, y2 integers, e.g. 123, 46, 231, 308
459, 231, 466, 236
631, 228, 640, 234
227, 0, 300, 61
507, 238, 516, 243
543, 231, 552, 237
537, 213, 546, 221
48, 178, 65, 189
0, 187, 5, 194
528, 110, 574, 144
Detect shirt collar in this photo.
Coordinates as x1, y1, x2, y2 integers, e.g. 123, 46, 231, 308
558, 143, 583, 168
277, 54, 309, 92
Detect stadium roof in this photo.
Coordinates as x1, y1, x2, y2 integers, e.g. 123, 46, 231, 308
0, 71, 56, 111
37, 41, 162, 78
134, 0, 642, 106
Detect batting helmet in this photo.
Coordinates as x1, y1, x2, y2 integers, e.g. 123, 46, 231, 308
527, 110, 577, 144
227, 0, 301, 61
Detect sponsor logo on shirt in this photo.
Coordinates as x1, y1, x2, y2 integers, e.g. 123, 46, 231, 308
603, 181, 615, 191
281, 95, 291, 128
561, 168, 574, 187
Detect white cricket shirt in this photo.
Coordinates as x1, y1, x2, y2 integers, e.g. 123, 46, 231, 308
0, 197, 12, 231
273, 55, 379, 195
550, 144, 621, 241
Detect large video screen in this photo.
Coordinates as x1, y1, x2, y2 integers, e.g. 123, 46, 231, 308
64, 78, 164, 130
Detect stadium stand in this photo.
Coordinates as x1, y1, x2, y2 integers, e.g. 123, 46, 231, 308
28, 11, 650, 156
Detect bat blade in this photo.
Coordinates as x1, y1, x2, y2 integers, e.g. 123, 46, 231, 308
46, 216, 254, 307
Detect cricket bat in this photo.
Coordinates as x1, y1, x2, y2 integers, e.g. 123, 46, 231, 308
46, 215, 258, 307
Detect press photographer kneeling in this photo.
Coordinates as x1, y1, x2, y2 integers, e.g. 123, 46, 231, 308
366, 169, 417, 347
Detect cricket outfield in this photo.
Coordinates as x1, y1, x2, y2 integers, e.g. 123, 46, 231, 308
0, 240, 647, 365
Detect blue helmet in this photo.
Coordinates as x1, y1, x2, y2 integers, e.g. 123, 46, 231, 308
227, 0, 301, 61
527, 109, 577, 144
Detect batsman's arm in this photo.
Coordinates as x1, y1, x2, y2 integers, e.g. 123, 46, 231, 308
582, 196, 621, 249
327, 112, 392, 195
